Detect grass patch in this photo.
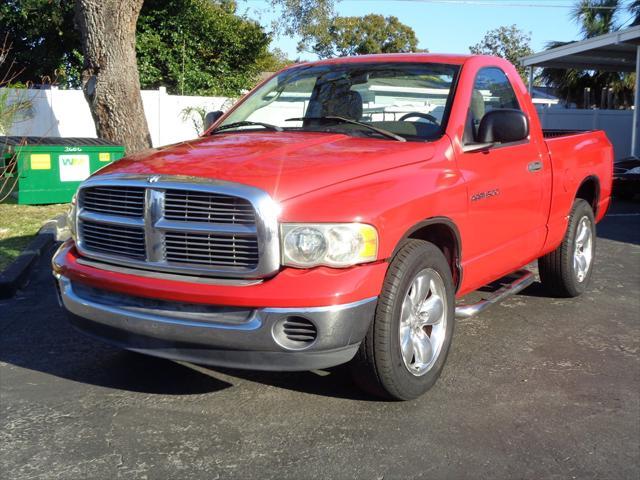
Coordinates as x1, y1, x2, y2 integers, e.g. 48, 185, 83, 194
0, 191, 69, 270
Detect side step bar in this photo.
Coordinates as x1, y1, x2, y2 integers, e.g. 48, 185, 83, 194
455, 270, 535, 319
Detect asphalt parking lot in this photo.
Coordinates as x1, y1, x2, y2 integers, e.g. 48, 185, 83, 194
1, 200, 639, 480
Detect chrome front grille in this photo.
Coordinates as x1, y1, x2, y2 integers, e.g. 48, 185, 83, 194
80, 220, 146, 260
75, 175, 280, 278
81, 186, 145, 217
165, 232, 259, 267
164, 190, 256, 224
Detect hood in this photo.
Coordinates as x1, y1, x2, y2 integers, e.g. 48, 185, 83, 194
97, 131, 436, 201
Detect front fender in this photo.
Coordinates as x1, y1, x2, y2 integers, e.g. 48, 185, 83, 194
279, 159, 467, 261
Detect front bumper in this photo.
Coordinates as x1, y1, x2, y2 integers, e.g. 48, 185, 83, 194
52, 240, 388, 308
55, 274, 377, 371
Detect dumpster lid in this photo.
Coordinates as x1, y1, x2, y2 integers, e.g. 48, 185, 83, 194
0, 136, 122, 147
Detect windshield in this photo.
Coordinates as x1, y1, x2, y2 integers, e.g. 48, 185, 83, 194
216, 62, 460, 142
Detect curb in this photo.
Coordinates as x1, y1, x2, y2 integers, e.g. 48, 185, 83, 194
0, 213, 69, 300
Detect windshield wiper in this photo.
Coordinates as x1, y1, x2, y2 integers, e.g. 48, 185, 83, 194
285, 116, 406, 142
212, 121, 283, 133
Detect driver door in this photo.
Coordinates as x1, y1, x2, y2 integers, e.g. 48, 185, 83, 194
457, 67, 548, 285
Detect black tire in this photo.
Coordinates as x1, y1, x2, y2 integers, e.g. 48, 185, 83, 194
349, 240, 455, 401
538, 199, 596, 298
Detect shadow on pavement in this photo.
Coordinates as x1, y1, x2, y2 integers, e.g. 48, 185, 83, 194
0, 337, 233, 396
0, 246, 231, 396
0, 247, 369, 400
597, 197, 640, 245
206, 364, 381, 401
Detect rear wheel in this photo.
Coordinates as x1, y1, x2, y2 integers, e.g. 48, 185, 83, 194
538, 199, 596, 297
350, 240, 455, 400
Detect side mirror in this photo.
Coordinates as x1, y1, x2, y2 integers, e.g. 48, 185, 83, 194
204, 111, 224, 131
477, 109, 529, 144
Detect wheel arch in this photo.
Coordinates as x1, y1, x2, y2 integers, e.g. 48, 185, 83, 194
391, 217, 463, 292
575, 175, 601, 215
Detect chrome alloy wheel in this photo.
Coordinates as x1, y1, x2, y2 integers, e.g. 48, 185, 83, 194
399, 268, 448, 376
574, 216, 594, 283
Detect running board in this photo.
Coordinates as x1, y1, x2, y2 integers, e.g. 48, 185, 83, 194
455, 270, 534, 319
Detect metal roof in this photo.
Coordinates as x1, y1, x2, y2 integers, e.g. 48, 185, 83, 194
520, 25, 640, 72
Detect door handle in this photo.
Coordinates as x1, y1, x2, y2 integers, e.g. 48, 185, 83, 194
528, 161, 543, 172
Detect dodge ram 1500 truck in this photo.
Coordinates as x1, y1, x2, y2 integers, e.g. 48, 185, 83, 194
53, 54, 613, 400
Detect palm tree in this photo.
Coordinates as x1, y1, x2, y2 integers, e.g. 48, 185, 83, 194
629, 0, 640, 25
571, 0, 620, 37
541, 0, 634, 109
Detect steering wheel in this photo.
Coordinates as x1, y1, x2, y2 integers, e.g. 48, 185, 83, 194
398, 112, 439, 124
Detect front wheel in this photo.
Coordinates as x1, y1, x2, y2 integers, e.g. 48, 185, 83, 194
538, 199, 596, 297
350, 240, 455, 400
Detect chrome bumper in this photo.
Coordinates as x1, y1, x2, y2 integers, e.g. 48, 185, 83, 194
55, 275, 377, 371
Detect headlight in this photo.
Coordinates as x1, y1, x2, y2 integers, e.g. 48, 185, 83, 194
68, 193, 78, 240
281, 223, 378, 268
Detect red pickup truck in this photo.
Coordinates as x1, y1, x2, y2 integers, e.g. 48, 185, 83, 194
52, 54, 613, 400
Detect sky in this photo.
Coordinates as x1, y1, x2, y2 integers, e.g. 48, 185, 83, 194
238, 0, 636, 60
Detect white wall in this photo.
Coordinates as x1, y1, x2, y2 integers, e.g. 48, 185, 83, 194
3, 87, 233, 147
537, 107, 633, 160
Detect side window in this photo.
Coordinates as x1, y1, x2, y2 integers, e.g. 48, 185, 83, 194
464, 67, 521, 143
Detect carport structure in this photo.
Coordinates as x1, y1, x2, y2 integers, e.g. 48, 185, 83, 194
521, 25, 640, 157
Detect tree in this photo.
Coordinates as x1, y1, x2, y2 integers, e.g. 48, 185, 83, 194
75, 0, 152, 153
0, 1, 82, 86
136, 0, 271, 96
2, 0, 273, 96
0, 37, 33, 136
254, 48, 295, 74
270, 0, 337, 53
310, 15, 419, 59
630, 0, 640, 25
469, 25, 533, 80
541, 0, 633, 108
3, 0, 333, 151
570, 0, 621, 37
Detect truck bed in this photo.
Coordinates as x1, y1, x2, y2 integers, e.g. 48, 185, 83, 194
542, 129, 588, 139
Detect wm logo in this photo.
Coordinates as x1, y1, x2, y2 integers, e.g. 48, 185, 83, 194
61, 156, 85, 166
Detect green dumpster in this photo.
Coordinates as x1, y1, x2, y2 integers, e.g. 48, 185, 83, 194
0, 137, 126, 205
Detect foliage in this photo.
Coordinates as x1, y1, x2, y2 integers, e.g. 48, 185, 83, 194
0, 89, 32, 135
571, 0, 621, 37
1, 0, 272, 96
136, 0, 271, 96
255, 48, 295, 74
0, 0, 82, 87
270, 0, 337, 53
540, 46, 633, 107
469, 25, 533, 81
269, 2, 419, 58
310, 14, 419, 59
180, 106, 207, 135
631, 0, 640, 25
540, 0, 635, 108
0, 38, 32, 135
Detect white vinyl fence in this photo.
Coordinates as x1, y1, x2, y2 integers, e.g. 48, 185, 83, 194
537, 107, 633, 160
3, 87, 233, 147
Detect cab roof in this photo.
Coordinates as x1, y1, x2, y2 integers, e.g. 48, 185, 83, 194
295, 53, 476, 68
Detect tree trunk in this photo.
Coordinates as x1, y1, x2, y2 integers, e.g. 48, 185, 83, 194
75, 0, 152, 154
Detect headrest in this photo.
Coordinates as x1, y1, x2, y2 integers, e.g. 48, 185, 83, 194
470, 89, 485, 120
321, 90, 363, 120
